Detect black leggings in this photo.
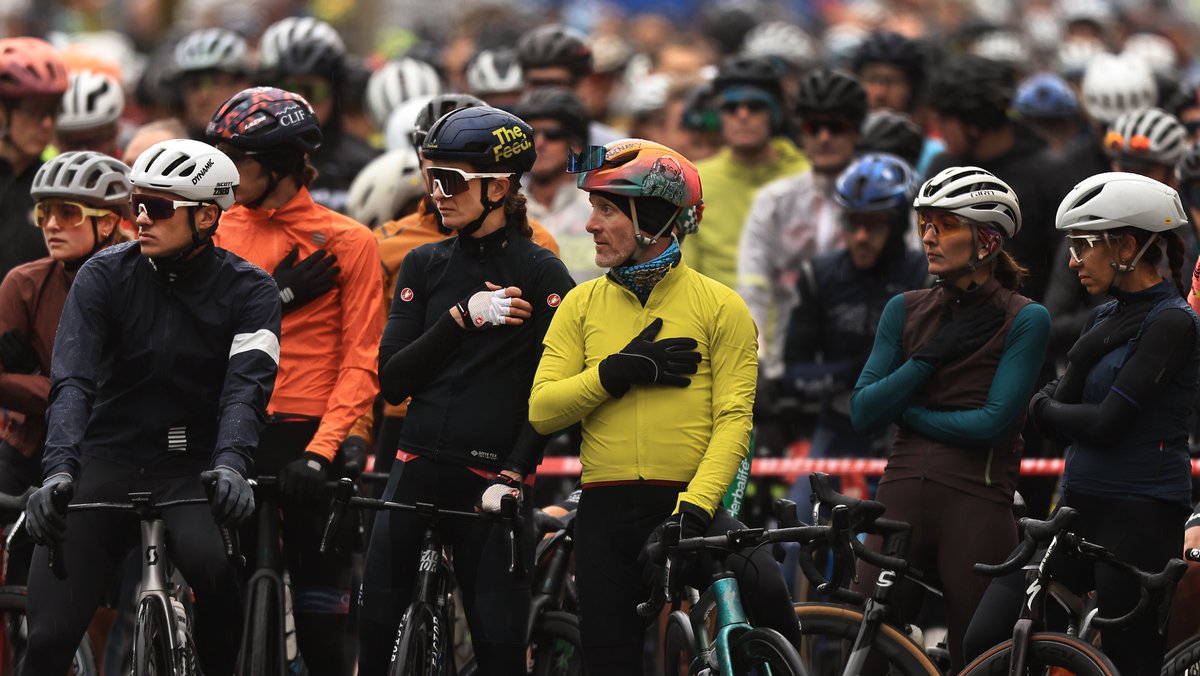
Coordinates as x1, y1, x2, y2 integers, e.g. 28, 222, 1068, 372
24, 457, 242, 676
964, 491, 1187, 676
358, 455, 536, 676
574, 484, 802, 676
855, 479, 1018, 674
243, 419, 354, 675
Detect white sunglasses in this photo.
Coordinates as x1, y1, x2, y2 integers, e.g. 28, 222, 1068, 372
423, 166, 512, 198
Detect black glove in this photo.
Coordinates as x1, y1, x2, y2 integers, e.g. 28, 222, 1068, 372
638, 502, 712, 590
477, 473, 522, 514
272, 247, 339, 315
26, 473, 73, 546
912, 303, 1005, 365
598, 318, 701, 398
279, 452, 330, 502
1028, 377, 1060, 420
338, 436, 369, 479
1066, 303, 1152, 368
208, 466, 255, 526
0, 329, 39, 374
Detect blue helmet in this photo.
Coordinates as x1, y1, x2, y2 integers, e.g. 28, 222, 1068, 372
834, 152, 917, 213
422, 105, 536, 173
1014, 72, 1079, 119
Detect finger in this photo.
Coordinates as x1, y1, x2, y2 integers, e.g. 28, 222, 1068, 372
663, 338, 699, 350
484, 281, 501, 291
638, 317, 664, 341
503, 286, 523, 298
659, 374, 692, 388
310, 256, 337, 275
301, 249, 329, 264
665, 361, 699, 375
509, 298, 532, 313
503, 316, 526, 326
280, 247, 300, 268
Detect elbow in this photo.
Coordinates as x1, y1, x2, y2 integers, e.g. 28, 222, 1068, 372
527, 396, 554, 435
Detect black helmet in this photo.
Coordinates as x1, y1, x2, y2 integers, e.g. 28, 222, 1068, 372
859, 110, 925, 166
422, 105, 536, 173
853, 31, 927, 95
697, 3, 759, 56
794, 68, 867, 128
681, 82, 720, 132
412, 93, 487, 150
512, 87, 590, 145
928, 55, 1012, 127
516, 24, 593, 79
207, 86, 323, 154
712, 54, 785, 103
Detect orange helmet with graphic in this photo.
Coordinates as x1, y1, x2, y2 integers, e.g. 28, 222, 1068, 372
572, 139, 702, 208
0, 37, 68, 99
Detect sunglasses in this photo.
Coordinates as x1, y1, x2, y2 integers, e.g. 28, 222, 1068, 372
33, 200, 115, 228
1066, 234, 1107, 264
14, 99, 61, 121
131, 194, 203, 220
423, 166, 512, 197
182, 71, 244, 92
917, 210, 969, 238
281, 79, 331, 104
720, 99, 770, 115
802, 117, 855, 136
567, 145, 609, 174
534, 126, 569, 142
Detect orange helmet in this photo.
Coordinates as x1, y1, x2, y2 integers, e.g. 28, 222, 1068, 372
0, 38, 68, 99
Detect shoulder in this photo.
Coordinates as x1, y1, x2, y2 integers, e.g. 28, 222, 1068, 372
214, 248, 275, 285
758, 171, 809, 200
3, 256, 56, 286
1013, 302, 1051, 327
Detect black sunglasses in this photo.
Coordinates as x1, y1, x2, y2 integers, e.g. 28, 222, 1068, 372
720, 99, 770, 115
535, 126, 569, 142
802, 118, 855, 136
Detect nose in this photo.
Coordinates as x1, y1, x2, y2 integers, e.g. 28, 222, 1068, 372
585, 212, 602, 233
135, 208, 152, 227
430, 180, 449, 200
1068, 253, 1083, 270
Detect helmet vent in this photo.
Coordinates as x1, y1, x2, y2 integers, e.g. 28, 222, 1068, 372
165, 155, 191, 176
1075, 185, 1104, 207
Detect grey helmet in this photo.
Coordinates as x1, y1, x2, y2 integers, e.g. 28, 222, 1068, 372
32, 150, 132, 217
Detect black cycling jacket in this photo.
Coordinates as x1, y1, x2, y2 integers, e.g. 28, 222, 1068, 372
43, 242, 282, 479
0, 157, 45, 280
378, 226, 575, 475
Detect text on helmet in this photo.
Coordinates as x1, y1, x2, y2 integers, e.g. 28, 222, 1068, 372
491, 126, 531, 163
191, 159, 215, 185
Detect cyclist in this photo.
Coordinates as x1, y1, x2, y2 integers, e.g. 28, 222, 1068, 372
1071, 53, 1158, 186
690, 55, 809, 290
207, 86, 384, 675
528, 138, 802, 675
360, 105, 574, 675
170, 27, 250, 141
257, 16, 378, 213
364, 56, 443, 135
23, 138, 274, 676
0, 150, 131, 585
515, 23, 622, 145
739, 67, 866, 390
970, 172, 1197, 675
1013, 72, 1082, 152
850, 166, 1050, 671
512, 86, 598, 282
859, 109, 925, 167
55, 69, 124, 156
464, 47, 524, 110
0, 37, 68, 280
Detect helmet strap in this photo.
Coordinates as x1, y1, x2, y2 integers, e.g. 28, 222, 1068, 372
245, 168, 284, 210
65, 215, 117, 271
459, 178, 503, 238
148, 207, 214, 278
1107, 232, 1158, 291
631, 202, 682, 259
932, 225, 1000, 287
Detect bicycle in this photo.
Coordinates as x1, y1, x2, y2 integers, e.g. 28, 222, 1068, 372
1161, 548, 1200, 675
959, 506, 1187, 675
644, 510, 818, 676
322, 477, 525, 675
46, 471, 242, 676
0, 488, 98, 675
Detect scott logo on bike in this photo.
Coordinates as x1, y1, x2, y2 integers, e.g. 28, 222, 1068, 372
146, 545, 159, 566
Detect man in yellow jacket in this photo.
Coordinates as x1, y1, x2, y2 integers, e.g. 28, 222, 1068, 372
528, 139, 799, 675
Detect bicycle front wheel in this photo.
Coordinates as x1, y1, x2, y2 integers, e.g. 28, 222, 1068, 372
239, 575, 287, 676
1163, 631, 1200, 676
662, 610, 696, 676
792, 602, 940, 676
959, 633, 1117, 676
132, 597, 174, 676
729, 627, 808, 676
388, 604, 444, 676
529, 610, 583, 676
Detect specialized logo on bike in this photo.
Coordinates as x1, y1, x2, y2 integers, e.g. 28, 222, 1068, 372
546, 293, 561, 307
146, 545, 159, 566
491, 126, 532, 164
876, 569, 896, 588
419, 549, 437, 572
400, 288, 414, 302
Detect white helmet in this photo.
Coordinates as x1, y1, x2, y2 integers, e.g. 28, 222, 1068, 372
130, 139, 239, 210
346, 149, 424, 229
1081, 53, 1157, 125
383, 94, 434, 153
1055, 37, 1108, 80
173, 28, 249, 75
258, 17, 344, 74
624, 73, 672, 117
1105, 107, 1188, 167
1120, 32, 1178, 77
58, 70, 124, 131
465, 48, 523, 97
742, 21, 816, 72
914, 166, 1022, 237
970, 31, 1031, 71
365, 58, 443, 130
1057, 172, 1187, 233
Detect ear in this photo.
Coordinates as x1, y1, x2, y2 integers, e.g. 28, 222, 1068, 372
96, 212, 119, 240
488, 175, 511, 202
194, 204, 220, 234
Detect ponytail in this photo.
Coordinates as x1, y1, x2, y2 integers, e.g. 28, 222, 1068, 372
993, 249, 1029, 291
502, 174, 533, 239
1125, 227, 1187, 298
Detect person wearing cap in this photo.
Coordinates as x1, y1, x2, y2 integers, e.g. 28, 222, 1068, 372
0, 37, 69, 279
207, 86, 383, 674
360, 105, 573, 674
529, 138, 802, 675
689, 55, 809, 290
22, 138, 277, 676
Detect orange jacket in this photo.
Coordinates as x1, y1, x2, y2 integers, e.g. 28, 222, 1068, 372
214, 187, 384, 462
346, 201, 559, 440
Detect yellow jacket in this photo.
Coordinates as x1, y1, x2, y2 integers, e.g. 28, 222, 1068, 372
529, 259, 757, 515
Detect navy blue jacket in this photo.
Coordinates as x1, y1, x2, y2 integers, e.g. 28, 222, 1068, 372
43, 242, 281, 479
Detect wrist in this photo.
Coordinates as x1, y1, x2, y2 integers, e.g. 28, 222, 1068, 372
449, 305, 467, 329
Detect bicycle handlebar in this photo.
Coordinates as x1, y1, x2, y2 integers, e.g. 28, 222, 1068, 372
1089, 557, 1187, 630
972, 507, 1079, 577
0, 487, 33, 518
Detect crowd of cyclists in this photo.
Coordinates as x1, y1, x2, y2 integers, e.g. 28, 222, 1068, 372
4, 0, 1200, 673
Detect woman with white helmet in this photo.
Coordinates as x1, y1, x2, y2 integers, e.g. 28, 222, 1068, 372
851, 166, 1050, 671
967, 172, 1197, 674
21, 138, 279, 676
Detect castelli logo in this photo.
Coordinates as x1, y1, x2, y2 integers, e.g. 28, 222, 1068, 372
400, 288, 414, 302
475, 316, 485, 326
547, 293, 561, 307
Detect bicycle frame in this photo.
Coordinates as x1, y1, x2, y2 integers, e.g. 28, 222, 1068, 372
135, 507, 190, 671
685, 575, 757, 676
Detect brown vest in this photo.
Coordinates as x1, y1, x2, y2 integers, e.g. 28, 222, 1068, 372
886, 278, 1033, 505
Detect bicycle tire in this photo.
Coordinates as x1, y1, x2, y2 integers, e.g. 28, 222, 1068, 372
133, 597, 174, 676
239, 576, 287, 676
662, 610, 697, 676
0, 586, 97, 676
1163, 631, 1200, 676
959, 633, 1117, 676
388, 604, 444, 676
792, 602, 940, 676
729, 627, 808, 676
529, 611, 583, 676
